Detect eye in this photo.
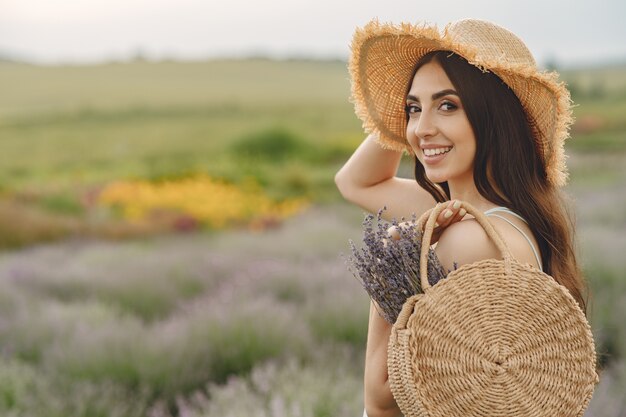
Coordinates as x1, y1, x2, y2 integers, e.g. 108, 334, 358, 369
439, 101, 458, 111
404, 103, 421, 117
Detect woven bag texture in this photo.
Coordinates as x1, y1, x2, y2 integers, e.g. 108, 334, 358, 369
387, 202, 598, 417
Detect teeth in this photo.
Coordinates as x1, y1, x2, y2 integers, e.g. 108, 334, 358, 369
424, 147, 452, 156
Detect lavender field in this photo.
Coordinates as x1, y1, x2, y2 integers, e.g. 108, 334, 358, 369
0, 202, 370, 416
1, 155, 625, 416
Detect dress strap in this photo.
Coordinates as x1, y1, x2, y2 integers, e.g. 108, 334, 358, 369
483, 208, 543, 272
483, 206, 528, 224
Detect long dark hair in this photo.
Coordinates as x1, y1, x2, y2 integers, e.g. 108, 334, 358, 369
410, 51, 588, 314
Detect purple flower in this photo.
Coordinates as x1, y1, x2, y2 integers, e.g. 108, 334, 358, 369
343, 208, 451, 324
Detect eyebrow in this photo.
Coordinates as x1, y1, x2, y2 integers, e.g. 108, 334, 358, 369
406, 89, 459, 102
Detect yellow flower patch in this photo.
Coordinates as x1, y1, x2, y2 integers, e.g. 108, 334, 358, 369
97, 175, 308, 229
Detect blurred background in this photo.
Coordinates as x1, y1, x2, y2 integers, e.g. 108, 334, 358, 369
0, 1, 624, 416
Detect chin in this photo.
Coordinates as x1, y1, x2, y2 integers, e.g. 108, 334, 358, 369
425, 172, 449, 184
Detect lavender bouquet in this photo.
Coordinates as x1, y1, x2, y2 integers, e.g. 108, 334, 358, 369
344, 207, 452, 324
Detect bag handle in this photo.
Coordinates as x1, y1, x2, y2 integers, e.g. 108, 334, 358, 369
416, 201, 514, 292
392, 201, 514, 331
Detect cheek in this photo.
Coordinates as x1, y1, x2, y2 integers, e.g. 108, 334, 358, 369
454, 123, 476, 158
461, 139, 478, 168
406, 122, 420, 151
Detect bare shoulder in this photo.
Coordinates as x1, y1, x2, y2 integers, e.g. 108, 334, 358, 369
434, 218, 501, 273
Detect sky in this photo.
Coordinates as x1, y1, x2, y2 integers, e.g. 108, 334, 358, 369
1, 0, 625, 67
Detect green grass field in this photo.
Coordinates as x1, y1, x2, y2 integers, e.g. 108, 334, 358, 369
0, 59, 360, 190
1, 59, 625, 192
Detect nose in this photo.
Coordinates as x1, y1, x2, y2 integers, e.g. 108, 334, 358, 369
413, 110, 437, 140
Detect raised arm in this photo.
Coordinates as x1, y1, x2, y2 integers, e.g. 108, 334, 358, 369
334, 133, 436, 221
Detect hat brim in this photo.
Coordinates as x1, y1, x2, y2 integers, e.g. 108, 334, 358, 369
348, 20, 573, 187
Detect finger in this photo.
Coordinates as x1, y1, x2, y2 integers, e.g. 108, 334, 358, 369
433, 212, 447, 231
438, 200, 462, 226
387, 225, 401, 240
445, 210, 466, 226
398, 220, 416, 230
450, 205, 466, 219
439, 207, 456, 225
391, 221, 418, 237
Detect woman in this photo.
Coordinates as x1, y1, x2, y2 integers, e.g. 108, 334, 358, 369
335, 19, 589, 417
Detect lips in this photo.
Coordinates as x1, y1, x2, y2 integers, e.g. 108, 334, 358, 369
422, 146, 452, 165
422, 146, 452, 156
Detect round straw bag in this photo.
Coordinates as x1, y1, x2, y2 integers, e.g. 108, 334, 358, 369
388, 202, 599, 417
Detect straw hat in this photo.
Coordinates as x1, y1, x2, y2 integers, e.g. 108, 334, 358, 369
348, 18, 574, 187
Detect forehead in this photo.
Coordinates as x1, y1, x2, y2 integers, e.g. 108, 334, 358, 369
407, 61, 454, 97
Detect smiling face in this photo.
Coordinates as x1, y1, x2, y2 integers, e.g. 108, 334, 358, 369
405, 60, 477, 185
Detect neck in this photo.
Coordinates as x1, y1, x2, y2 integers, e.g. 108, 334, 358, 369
447, 175, 496, 212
